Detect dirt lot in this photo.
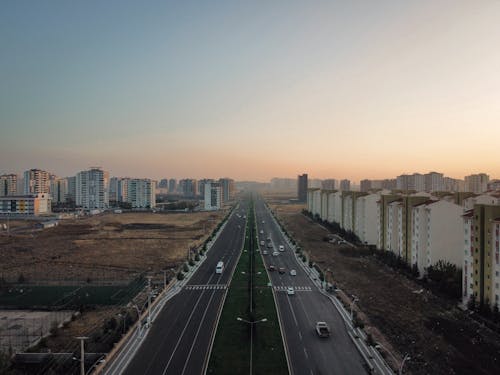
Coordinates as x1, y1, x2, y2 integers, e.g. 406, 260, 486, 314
0, 211, 225, 284
0, 210, 225, 362
270, 203, 500, 375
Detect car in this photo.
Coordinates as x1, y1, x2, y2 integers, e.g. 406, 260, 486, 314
278, 245, 285, 252
269, 265, 275, 271
260, 240, 265, 246
262, 220, 265, 224
287, 287, 295, 295
263, 250, 268, 255
260, 230, 264, 234
278, 267, 285, 274
290, 269, 297, 276
315, 322, 331, 338
273, 251, 279, 256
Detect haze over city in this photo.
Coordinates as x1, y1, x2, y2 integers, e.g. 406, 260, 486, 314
2, 0, 500, 181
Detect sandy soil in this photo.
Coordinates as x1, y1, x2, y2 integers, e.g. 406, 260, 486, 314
0, 211, 225, 285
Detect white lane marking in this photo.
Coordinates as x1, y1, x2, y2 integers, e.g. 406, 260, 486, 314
180, 287, 219, 375
285, 291, 299, 327
160, 275, 216, 374
303, 347, 309, 359
298, 331, 302, 341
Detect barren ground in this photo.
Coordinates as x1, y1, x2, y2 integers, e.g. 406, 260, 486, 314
270, 202, 500, 375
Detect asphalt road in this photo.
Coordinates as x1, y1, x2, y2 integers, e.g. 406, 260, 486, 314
254, 197, 367, 375
122, 201, 247, 375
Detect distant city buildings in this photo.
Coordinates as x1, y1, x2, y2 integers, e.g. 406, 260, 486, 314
49, 177, 68, 204
76, 167, 109, 210
0, 174, 18, 196
339, 179, 351, 191
127, 179, 155, 208
465, 173, 489, 194
219, 178, 235, 202
23, 169, 50, 195
204, 182, 222, 210
179, 179, 198, 198
297, 174, 308, 202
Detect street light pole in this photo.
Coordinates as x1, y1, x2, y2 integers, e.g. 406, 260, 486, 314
350, 295, 359, 321
399, 353, 411, 375
75, 336, 89, 375
237, 318, 267, 375
147, 276, 152, 328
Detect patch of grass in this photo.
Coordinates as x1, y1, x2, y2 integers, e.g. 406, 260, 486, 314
208, 199, 287, 375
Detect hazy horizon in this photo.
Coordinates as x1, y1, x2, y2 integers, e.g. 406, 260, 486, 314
2, 1, 500, 181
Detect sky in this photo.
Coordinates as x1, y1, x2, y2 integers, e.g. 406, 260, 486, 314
1, 0, 500, 182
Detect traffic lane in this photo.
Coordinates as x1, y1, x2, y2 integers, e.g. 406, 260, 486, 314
295, 291, 366, 374
187, 214, 244, 285
161, 289, 225, 375
123, 289, 202, 375
275, 291, 315, 375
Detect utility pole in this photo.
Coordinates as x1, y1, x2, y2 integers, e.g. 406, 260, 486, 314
75, 336, 88, 375
147, 276, 152, 328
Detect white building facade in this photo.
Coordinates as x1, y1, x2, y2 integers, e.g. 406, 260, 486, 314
76, 168, 109, 210
204, 182, 222, 210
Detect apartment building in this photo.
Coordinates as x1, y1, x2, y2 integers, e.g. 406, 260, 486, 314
463, 193, 500, 210
179, 179, 198, 198
465, 173, 489, 194
24, 169, 50, 195
204, 182, 222, 210
127, 179, 155, 209
342, 191, 367, 232
339, 179, 351, 191
355, 192, 382, 245
410, 200, 463, 276
50, 178, 68, 204
219, 178, 235, 202
0, 193, 51, 216
377, 194, 404, 250
463, 205, 500, 307
298, 174, 308, 202
76, 167, 109, 210
0, 174, 18, 196
424, 172, 444, 192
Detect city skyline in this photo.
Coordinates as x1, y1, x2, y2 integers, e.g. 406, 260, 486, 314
2, 1, 500, 181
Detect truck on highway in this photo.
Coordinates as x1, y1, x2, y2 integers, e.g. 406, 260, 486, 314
315, 322, 331, 338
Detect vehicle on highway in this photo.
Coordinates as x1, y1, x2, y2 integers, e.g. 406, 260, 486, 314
262, 220, 265, 223
278, 267, 285, 274
287, 287, 295, 295
290, 269, 297, 276
263, 250, 268, 255
260, 229, 264, 234
269, 265, 276, 271
273, 251, 279, 256
216, 261, 224, 274
267, 242, 273, 248
315, 322, 331, 338
260, 240, 265, 246
278, 245, 285, 252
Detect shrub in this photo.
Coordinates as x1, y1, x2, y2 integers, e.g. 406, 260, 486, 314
183, 263, 189, 272
195, 254, 200, 261
189, 260, 195, 267
177, 272, 185, 280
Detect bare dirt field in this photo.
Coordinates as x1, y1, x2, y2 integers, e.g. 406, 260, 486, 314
0, 210, 225, 285
270, 202, 500, 375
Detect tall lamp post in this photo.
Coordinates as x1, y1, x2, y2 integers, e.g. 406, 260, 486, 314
236, 317, 267, 375
350, 295, 359, 321
375, 342, 411, 375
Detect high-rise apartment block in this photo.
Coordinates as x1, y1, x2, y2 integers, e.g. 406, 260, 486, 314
50, 178, 68, 204
24, 169, 50, 195
465, 173, 489, 194
179, 179, 198, 198
76, 167, 109, 210
127, 179, 155, 208
204, 182, 222, 210
219, 178, 235, 202
297, 174, 308, 202
0, 193, 51, 216
339, 179, 351, 191
0, 174, 18, 196
168, 179, 177, 193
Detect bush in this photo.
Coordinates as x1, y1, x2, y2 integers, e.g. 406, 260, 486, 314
195, 254, 200, 261
189, 260, 195, 267
308, 261, 313, 268
183, 263, 189, 272
177, 272, 185, 280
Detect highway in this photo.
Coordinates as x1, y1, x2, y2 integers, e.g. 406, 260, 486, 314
254, 197, 367, 375
116, 201, 247, 375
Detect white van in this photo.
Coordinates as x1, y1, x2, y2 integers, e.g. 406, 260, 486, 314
216, 261, 224, 274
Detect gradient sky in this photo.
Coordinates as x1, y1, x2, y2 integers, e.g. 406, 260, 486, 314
1, 0, 499, 182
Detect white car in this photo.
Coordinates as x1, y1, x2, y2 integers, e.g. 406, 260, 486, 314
278, 245, 285, 252
290, 269, 297, 276
263, 250, 268, 255
260, 230, 264, 234
272, 251, 279, 256
287, 287, 295, 295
